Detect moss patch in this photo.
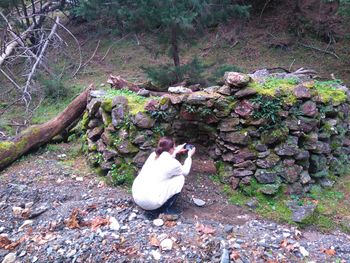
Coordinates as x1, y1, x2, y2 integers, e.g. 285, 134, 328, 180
103, 89, 151, 115
313, 80, 347, 104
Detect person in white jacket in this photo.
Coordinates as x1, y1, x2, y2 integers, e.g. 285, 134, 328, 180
132, 137, 195, 215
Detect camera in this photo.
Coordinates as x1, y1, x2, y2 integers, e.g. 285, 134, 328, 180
184, 143, 194, 150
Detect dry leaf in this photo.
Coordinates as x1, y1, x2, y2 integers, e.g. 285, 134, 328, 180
280, 239, 288, 248
196, 224, 216, 234
149, 234, 160, 247
322, 248, 336, 256
90, 216, 109, 231
230, 251, 240, 260
65, 209, 80, 229
164, 221, 177, 228
0, 236, 12, 249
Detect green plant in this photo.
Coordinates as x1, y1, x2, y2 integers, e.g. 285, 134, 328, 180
38, 74, 70, 101
313, 80, 347, 104
252, 95, 282, 125
109, 163, 137, 186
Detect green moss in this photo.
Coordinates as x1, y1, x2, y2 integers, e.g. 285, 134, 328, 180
81, 111, 89, 130
0, 141, 14, 151
101, 99, 113, 112
109, 162, 137, 186
103, 89, 150, 115
313, 80, 347, 104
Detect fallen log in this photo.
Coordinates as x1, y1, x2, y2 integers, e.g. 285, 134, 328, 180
0, 86, 93, 171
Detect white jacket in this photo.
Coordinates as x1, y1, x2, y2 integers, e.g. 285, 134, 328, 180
132, 151, 192, 210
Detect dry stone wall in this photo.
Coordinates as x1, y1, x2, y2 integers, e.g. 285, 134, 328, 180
82, 70, 350, 195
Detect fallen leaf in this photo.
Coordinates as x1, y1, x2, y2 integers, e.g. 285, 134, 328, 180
196, 224, 216, 234
230, 251, 240, 260
322, 248, 336, 256
280, 239, 288, 248
164, 221, 177, 228
0, 236, 12, 249
149, 234, 160, 247
65, 209, 81, 229
90, 216, 109, 231
294, 229, 302, 238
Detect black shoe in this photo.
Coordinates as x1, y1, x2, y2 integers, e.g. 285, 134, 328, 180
163, 206, 182, 215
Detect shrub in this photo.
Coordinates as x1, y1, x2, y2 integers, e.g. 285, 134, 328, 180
38, 75, 70, 101
109, 163, 137, 186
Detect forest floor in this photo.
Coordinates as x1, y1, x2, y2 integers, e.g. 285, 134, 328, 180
1, 143, 350, 262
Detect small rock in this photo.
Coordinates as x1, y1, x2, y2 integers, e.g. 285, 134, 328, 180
109, 217, 120, 231
299, 246, 309, 257
57, 154, 67, 159
160, 238, 173, 251
151, 250, 161, 260
32, 256, 38, 263
75, 177, 84, 182
2, 253, 16, 263
224, 225, 233, 233
153, 219, 164, 227
220, 248, 230, 263
168, 86, 192, 94
192, 198, 206, 207
12, 206, 23, 217
18, 251, 26, 257
18, 220, 33, 231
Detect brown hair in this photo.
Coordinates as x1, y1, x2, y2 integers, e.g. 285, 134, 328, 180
155, 137, 174, 156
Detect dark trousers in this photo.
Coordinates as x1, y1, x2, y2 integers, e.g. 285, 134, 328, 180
149, 193, 180, 215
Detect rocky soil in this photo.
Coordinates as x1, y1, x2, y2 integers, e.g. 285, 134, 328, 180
0, 145, 350, 262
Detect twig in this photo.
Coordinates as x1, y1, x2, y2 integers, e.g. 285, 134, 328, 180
259, 0, 272, 20
288, 59, 296, 72
82, 39, 100, 68
299, 43, 340, 60
100, 34, 130, 62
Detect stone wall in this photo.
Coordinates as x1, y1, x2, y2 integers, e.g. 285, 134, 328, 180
82, 70, 350, 195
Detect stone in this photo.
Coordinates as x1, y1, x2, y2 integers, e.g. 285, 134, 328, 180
275, 139, 299, 156
234, 87, 257, 98
101, 131, 113, 146
134, 112, 155, 129
254, 169, 278, 184
109, 217, 120, 231
259, 182, 281, 195
255, 144, 268, 152
257, 150, 270, 159
301, 101, 318, 117
101, 99, 113, 112
312, 141, 332, 154
245, 198, 258, 209
282, 165, 303, 183
168, 86, 192, 94
298, 117, 319, 133
224, 72, 251, 88
111, 106, 127, 127
103, 149, 118, 161
153, 218, 164, 227
301, 133, 318, 150
223, 148, 256, 164
151, 250, 161, 261
97, 139, 107, 152
319, 178, 335, 188
220, 131, 250, 146
287, 182, 304, 195
117, 141, 139, 154
288, 201, 317, 223
256, 153, 280, 169
233, 160, 256, 170
132, 151, 149, 168
294, 150, 310, 160
193, 198, 206, 207
293, 85, 311, 99
220, 249, 230, 263
234, 100, 254, 118
18, 220, 33, 231
88, 119, 102, 129
218, 118, 240, 132
137, 89, 150, 97
217, 85, 231, 96
230, 177, 240, 190
111, 96, 128, 108
309, 154, 327, 173
300, 171, 311, 184
261, 128, 288, 146
160, 238, 173, 251
203, 86, 220, 93
2, 253, 16, 263
285, 117, 300, 131
233, 169, 254, 177
87, 126, 103, 141
164, 94, 187, 104
87, 99, 101, 116
186, 92, 216, 105
90, 90, 107, 98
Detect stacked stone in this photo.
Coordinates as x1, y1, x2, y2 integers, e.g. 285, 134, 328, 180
83, 72, 350, 195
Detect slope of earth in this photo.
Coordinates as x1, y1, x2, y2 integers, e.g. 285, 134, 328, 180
0, 143, 349, 262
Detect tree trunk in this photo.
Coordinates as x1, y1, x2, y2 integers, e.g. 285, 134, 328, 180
171, 26, 180, 68
0, 86, 93, 171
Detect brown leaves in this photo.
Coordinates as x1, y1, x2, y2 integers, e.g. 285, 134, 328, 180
322, 248, 336, 256
149, 234, 160, 247
164, 221, 177, 228
90, 216, 109, 231
0, 233, 29, 250
230, 251, 241, 260
196, 224, 216, 235
65, 209, 81, 229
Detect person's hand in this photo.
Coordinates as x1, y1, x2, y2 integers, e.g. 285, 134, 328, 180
187, 147, 196, 158
174, 143, 186, 155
